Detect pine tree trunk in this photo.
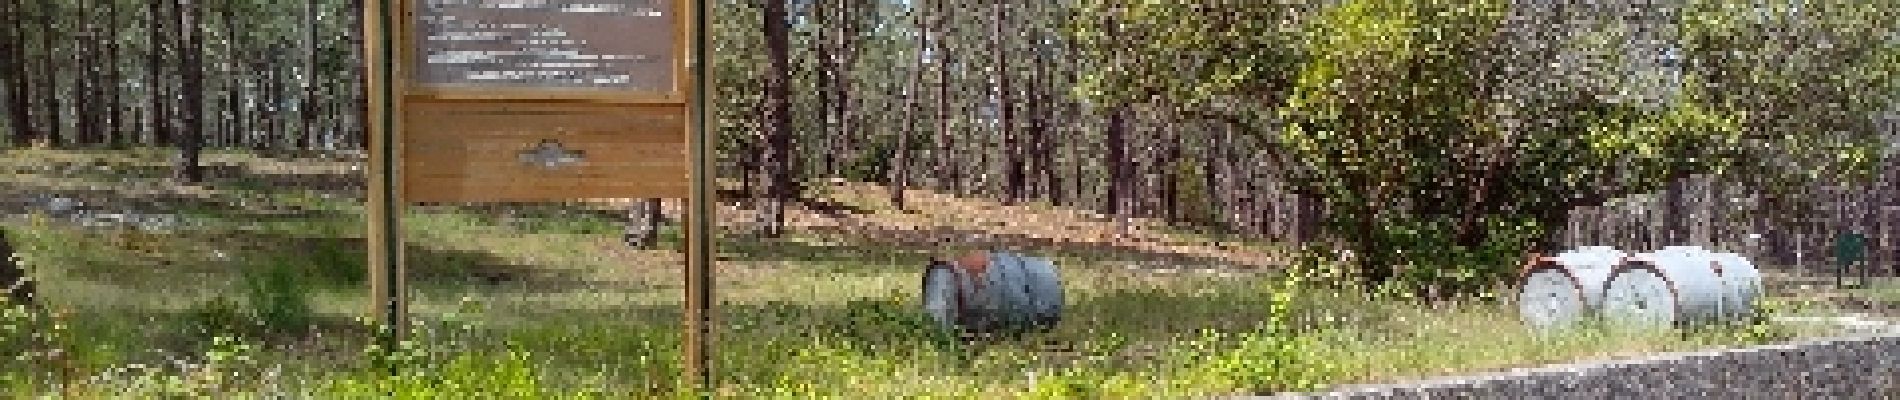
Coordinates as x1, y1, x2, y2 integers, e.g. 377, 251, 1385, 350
1037, 52, 1060, 207
149, 0, 172, 147
995, 0, 1023, 205
175, 0, 206, 183
301, 0, 321, 151
36, 0, 64, 147
625, 199, 665, 248
1104, 105, 1128, 216
0, 0, 33, 147
890, 1, 928, 211
814, 10, 837, 176
1663, 176, 1687, 246
105, 0, 126, 148
834, 0, 856, 183
934, 0, 958, 196
76, 0, 100, 146
760, 0, 794, 237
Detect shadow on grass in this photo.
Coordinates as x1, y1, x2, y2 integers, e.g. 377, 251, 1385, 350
24, 226, 594, 299
795, 224, 1249, 269
227, 232, 599, 291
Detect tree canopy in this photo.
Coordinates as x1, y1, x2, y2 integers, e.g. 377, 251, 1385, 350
1070, 0, 1898, 294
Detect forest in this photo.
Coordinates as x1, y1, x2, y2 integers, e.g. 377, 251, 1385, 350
2, 0, 1896, 287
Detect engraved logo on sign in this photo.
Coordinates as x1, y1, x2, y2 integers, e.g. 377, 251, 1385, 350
518, 139, 586, 169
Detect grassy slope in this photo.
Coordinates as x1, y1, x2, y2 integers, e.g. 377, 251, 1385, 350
0, 148, 1854, 398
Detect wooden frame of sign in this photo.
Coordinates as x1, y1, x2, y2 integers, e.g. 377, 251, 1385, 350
365, 0, 714, 390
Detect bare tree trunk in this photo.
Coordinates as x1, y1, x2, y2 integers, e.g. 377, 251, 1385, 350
1662, 176, 1688, 246
890, 0, 927, 210
994, 0, 1023, 204
223, 5, 249, 151
836, 0, 858, 182
105, 0, 126, 148
0, 0, 34, 147
301, 0, 321, 150
813, 5, 837, 177
1036, 50, 1060, 206
76, 0, 100, 146
625, 199, 665, 248
759, 0, 794, 237
1104, 105, 1128, 216
1201, 126, 1220, 228
175, 0, 206, 183
934, 0, 964, 196
149, 0, 173, 147
1155, 123, 1170, 221
36, 0, 63, 147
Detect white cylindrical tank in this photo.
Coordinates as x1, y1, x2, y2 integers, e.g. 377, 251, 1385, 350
1708, 252, 1762, 322
1518, 246, 1625, 330
1601, 246, 1729, 328
920, 260, 962, 331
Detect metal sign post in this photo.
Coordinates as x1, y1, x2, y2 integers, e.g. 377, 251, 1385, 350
364, 0, 713, 389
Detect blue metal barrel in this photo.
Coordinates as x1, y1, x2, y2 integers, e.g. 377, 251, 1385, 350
919, 251, 1065, 335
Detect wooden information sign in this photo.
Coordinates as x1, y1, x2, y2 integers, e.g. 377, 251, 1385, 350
366, 0, 714, 390
402, 0, 691, 202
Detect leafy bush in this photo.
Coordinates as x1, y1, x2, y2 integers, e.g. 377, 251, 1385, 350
301, 240, 366, 287
833, 296, 957, 348
187, 257, 315, 339
241, 257, 315, 336
185, 294, 249, 336
1163, 263, 1334, 395
1374, 216, 1544, 300
1181, 329, 1334, 395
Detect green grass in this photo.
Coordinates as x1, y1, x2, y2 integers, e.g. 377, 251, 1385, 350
0, 148, 1848, 398
1847, 277, 1900, 303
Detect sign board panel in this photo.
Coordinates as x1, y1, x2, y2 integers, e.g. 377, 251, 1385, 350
398, 0, 691, 202
412, 0, 677, 93
403, 102, 689, 202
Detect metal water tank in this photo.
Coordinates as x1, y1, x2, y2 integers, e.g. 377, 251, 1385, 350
919, 251, 1064, 335
1518, 246, 1624, 330
1601, 246, 1729, 328
1708, 252, 1762, 322
920, 260, 962, 331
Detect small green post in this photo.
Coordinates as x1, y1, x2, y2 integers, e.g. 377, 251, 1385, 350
1835, 232, 1867, 289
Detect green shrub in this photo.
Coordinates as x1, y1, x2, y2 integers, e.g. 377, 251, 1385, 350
186, 257, 315, 339
1166, 265, 1333, 395
241, 257, 315, 336
303, 240, 367, 287
825, 295, 963, 357
1377, 216, 1544, 300
326, 348, 578, 399
185, 294, 250, 336
1183, 329, 1333, 395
